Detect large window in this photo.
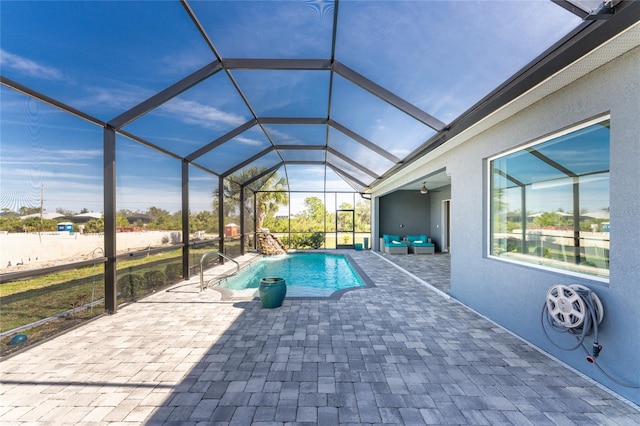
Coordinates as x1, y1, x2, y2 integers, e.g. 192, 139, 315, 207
489, 118, 610, 279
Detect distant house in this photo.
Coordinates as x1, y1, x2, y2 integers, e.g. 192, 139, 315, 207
71, 212, 103, 223
20, 212, 65, 220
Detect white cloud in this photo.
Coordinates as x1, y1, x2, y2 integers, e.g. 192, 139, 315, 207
1, 160, 91, 167
52, 149, 101, 159
160, 50, 215, 77
160, 98, 246, 130
189, 175, 218, 183
0, 49, 65, 80
1, 148, 101, 171
1, 167, 100, 181
235, 135, 264, 147
80, 86, 151, 111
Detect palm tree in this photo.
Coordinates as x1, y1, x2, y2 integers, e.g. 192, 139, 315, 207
255, 174, 288, 231
213, 167, 289, 231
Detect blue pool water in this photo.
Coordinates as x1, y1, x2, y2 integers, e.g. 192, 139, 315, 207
218, 253, 364, 297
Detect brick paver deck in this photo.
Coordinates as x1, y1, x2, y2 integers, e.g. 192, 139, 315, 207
1, 250, 638, 424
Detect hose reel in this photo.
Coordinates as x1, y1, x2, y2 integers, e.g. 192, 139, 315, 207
546, 284, 603, 329
543, 284, 604, 362
543, 284, 640, 388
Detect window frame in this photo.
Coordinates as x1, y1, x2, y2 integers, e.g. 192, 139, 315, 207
486, 115, 610, 283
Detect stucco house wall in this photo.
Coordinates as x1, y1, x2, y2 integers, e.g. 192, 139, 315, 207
444, 46, 640, 404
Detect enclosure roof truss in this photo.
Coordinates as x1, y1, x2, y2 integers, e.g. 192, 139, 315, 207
1, 0, 636, 193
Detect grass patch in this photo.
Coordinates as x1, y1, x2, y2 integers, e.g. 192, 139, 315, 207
0, 250, 191, 333
0, 244, 237, 354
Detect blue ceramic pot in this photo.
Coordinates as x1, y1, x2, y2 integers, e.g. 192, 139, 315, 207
259, 277, 287, 308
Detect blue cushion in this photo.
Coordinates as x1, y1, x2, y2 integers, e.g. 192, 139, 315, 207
383, 234, 406, 247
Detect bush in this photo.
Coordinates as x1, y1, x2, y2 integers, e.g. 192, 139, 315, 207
165, 263, 183, 283
309, 232, 324, 249
84, 218, 104, 233
506, 238, 519, 253
0, 216, 22, 232
144, 270, 166, 289
117, 274, 145, 300
288, 234, 308, 249
280, 233, 324, 249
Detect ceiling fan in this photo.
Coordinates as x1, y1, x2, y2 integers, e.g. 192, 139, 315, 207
419, 182, 441, 194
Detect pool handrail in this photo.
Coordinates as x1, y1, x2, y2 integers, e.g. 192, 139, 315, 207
200, 251, 240, 292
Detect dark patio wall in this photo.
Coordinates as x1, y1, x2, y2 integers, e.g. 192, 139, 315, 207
379, 190, 431, 247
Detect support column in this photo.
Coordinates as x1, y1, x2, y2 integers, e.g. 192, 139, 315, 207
103, 127, 117, 314
372, 196, 379, 251
239, 184, 245, 255
573, 178, 581, 264
521, 186, 527, 255
218, 177, 225, 259
253, 191, 258, 251
182, 161, 190, 279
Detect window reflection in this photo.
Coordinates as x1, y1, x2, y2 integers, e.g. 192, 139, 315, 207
490, 119, 610, 278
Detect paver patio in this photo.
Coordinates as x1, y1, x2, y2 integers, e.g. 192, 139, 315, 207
1, 250, 638, 425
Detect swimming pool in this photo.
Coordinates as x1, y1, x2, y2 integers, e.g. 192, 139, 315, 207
217, 252, 366, 297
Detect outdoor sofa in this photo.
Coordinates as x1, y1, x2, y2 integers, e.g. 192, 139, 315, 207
381, 234, 408, 254
407, 234, 435, 254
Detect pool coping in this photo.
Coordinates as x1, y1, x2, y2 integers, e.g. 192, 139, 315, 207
209, 251, 376, 301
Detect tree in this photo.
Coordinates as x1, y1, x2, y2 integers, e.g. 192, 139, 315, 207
21, 216, 57, 232
304, 197, 325, 223
0, 216, 21, 232
84, 217, 103, 233
355, 198, 371, 232
213, 167, 289, 232
336, 202, 354, 232
116, 213, 130, 228
190, 210, 217, 233
532, 212, 570, 228
213, 179, 240, 222
290, 196, 325, 233
147, 209, 180, 230
147, 206, 170, 221
18, 206, 41, 215
255, 174, 288, 231
56, 208, 74, 216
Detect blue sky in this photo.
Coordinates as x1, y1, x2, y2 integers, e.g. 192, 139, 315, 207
494, 121, 611, 214
0, 1, 581, 214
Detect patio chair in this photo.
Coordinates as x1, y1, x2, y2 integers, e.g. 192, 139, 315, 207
407, 234, 435, 254
381, 234, 408, 254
